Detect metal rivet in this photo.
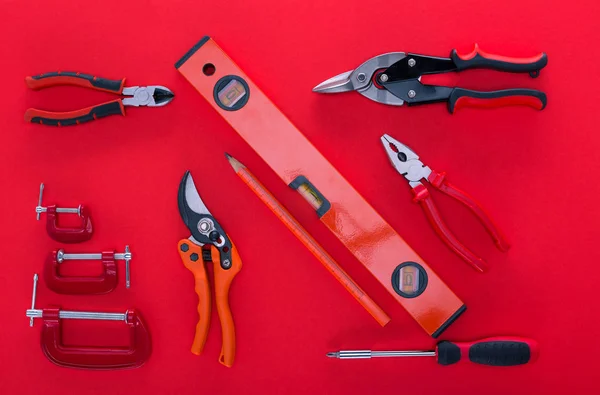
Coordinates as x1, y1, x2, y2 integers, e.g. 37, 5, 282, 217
357, 73, 366, 82
190, 253, 199, 262
408, 90, 416, 98
408, 58, 416, 67
379, 74, 389, 83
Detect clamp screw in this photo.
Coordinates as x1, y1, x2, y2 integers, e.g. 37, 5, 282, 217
36, 183, 44, 220
222, 259, 231, 269
379, 74, 389, 83
29, 274, 38, 327
124, 245, 131, 289
408, 90, 417, 98
357, 73, 367, 82
408, 58, 416, 67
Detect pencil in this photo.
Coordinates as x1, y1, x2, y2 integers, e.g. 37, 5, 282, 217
226, 153, 390, 326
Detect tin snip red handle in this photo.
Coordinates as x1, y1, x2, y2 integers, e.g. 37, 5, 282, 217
447, 88, 546, 113
451, 44, 547, 75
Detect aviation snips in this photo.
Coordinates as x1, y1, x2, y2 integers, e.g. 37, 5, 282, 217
313, 44, 547, 113
177, 170, 242, 367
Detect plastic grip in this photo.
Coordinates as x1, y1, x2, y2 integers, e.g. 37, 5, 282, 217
428, 171, 510, 252
448, 88, 547, 113
211, 241, 242, 368
436, 337, 539, 366
26, 72, 125, 93
177, 240, 211, 356
451, 44, 547, 74
412, 184, 487, 272
25, 100, 125, 126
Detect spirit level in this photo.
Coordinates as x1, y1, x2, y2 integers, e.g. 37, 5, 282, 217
175, 36, 466, 337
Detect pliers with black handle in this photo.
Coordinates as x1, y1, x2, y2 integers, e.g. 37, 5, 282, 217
25, 72, 174, 126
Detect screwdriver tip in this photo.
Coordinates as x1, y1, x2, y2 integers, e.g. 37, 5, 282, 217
326, 352, 338, 358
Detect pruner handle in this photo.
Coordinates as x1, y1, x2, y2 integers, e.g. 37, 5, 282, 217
178, 239, 211, 356
211, 240, 242, 367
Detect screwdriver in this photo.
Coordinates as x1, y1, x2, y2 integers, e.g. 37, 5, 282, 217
327, 337, 538, 366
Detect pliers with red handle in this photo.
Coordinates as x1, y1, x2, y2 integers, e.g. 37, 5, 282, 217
25, 72, 174, 126
381, 134, 510, 272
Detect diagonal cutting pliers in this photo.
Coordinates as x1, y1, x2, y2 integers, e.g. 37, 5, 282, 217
381, 134, 510, 272
177, 171, 242, 367
25, 72, 174, 126
313, 44, 547, 113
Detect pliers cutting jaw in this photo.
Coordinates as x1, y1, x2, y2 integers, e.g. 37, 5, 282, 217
177, 171, 242, 367
381, 134, 510, 272
381, 135, 432, 188
121, 86, 174, 107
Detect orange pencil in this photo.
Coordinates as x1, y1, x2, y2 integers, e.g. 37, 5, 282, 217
226, 153, 390, 326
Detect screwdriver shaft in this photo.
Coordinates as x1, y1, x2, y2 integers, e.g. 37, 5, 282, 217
327, 350, 436, 359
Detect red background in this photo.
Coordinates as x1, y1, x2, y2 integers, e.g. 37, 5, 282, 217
1, 0, 598, 393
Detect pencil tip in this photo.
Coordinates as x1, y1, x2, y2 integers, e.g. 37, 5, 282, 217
225, 153, 245, 171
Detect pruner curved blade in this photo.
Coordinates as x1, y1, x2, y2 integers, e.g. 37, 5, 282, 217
313, 53, 407, 106
177, 171, 232, 257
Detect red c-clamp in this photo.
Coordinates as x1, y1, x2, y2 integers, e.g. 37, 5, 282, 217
26, 274, 151, 370
35, 183, 93, 243
44, 246, 132, 294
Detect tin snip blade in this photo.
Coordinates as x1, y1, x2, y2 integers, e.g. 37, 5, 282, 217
177, 171, 242, 367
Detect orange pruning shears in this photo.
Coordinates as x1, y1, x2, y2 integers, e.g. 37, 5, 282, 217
177, 170, 242, 367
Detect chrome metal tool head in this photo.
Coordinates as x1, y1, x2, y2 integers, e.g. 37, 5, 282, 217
122, 86, 175, 107
313, 53, 407, 106
381, 134, 431, 188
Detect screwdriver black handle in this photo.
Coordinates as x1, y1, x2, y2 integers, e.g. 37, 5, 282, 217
436, 337, 538, 366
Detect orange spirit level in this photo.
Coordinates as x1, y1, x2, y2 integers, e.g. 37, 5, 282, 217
175, 36, 466, 337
